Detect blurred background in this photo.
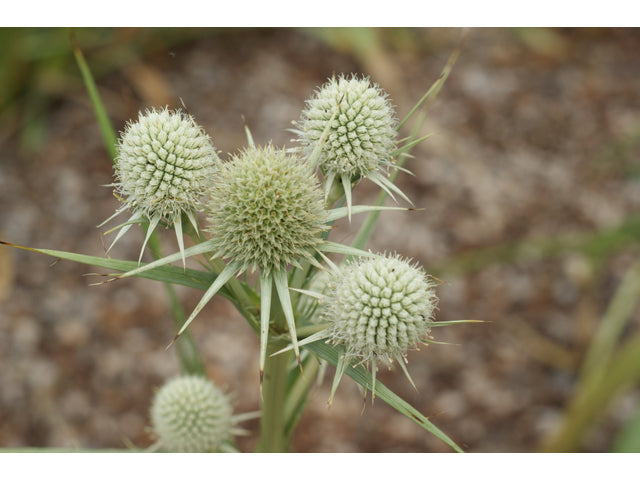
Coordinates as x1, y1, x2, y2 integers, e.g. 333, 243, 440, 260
1, 27, 640, 452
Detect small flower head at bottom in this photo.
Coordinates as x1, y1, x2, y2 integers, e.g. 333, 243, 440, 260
322, 253, 439, 401
150, 375, 252, 452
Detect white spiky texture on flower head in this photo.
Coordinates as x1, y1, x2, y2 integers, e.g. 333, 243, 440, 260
322, 253, 438, 398
296, 75, 409, 217
298, 74, 397, 178
150, 375, 234, 452
103, 107, 219, 263
206, 144, 328, 274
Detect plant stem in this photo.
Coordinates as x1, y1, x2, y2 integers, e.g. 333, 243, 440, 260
256, 285, 291, 452
257, 349, 290, 452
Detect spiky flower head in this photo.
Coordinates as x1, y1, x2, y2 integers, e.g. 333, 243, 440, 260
296, 75, 408, 216
320, 253, 438, 398
150, 375, 234, 452
298, 74, 397, 179
326, 253, 438, 363
206, 144, 328, 274
104, 107, 219, 263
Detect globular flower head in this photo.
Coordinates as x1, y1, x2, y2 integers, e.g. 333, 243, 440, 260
150, 375, 234, 452
321, 253, 438, 398
298, 74, 397, 179
206, 144, 328, 274
296, 75, 408, 216
104, 107, 219, 263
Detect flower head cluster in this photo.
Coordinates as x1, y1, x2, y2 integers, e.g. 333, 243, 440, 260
150, 375, 235, 452
104, 107, 219, 263
206, 144, 328, 274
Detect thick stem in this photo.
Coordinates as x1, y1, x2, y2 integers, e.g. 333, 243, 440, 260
256, 285, 291, 452
257, 349, 290, 452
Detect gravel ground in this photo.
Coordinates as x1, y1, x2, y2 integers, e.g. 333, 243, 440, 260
2, 27, 640, 452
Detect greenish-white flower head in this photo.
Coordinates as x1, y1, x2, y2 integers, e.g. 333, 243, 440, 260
104, 107, 219, 263
150, 375, 234, 453
206, 144, 328, 274
298, 74, 397, 179
325, 253, 438, 366
295, 75, 407, 216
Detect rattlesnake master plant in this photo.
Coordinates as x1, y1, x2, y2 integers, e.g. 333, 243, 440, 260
5, 48, 470, 451
150, 375, 254, 452
101, 107, 219, 265
295, 74, 411, 218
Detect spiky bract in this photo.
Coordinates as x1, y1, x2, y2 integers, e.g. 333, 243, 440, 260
206, 145, 328, 274
324, 253, 438, 365
297, 75, 398, 179
150, 375, 234, 453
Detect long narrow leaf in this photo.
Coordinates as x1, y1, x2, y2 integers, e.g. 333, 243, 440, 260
351, 40, 463, 252
579, 256, 640, 378
304, 339, 463, 452
542, 331, 640, 452
0, 241, 218, 293
116, 240, 217, 279
396, 33, 464, 131
69, 29, 117, 161
326, 205, 413, 223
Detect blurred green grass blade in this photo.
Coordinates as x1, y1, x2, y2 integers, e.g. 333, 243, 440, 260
303, 339, 463, 452
612, 402, 640, 452
542, 331, 640, 452
430, 215, 640, 278
69, 29, 117, 161
396, 30, 466, 131
580, 256, 640, 379
541, 256, 640, 452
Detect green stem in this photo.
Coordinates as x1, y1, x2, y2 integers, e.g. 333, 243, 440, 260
283, 355, 321, 437
257, 287, 292, 452
257, 350, 290, 452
